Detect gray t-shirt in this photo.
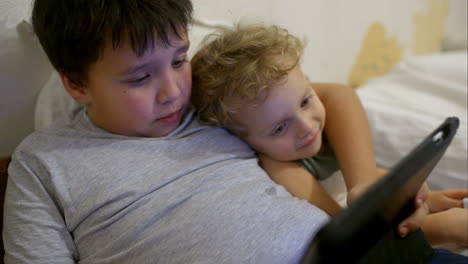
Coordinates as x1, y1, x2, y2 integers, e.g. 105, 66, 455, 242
4, 107, 329, 264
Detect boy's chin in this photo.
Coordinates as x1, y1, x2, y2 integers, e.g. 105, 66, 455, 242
299, 144, 322, 160
151, 124, 180, 137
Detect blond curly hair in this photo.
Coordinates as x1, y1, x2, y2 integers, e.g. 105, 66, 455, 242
191, 25, 304, 135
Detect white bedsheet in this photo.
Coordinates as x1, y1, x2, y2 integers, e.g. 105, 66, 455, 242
357, 51, 467, 191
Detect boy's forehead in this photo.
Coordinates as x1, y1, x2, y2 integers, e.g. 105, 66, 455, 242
233, 96, 276, 131
91, 30, 190, 75
245, 78, 305, 130
104, 28, 189, 55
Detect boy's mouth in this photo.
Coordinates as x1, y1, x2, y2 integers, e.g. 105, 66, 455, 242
157, 109, 182, 124
301, 130, 320, 149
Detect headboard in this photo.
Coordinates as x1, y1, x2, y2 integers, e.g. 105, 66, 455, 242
0, 156, 12, 260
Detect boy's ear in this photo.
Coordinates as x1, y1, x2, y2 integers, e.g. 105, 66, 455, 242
59, 72, 91, 105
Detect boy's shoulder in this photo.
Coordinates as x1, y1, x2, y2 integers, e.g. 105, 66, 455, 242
14, 123, 78, 156
13, 107, 91, 155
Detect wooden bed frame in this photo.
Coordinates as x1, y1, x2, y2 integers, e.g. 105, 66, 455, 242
0, 156, 11, 260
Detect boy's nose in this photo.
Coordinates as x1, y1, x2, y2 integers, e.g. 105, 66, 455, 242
296, 117, 314, 139
156, 71, 181, 104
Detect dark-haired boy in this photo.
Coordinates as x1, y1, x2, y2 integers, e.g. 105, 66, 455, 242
3, 1, 329, 263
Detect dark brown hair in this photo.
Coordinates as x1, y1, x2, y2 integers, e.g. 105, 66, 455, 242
32, 0, 193, 86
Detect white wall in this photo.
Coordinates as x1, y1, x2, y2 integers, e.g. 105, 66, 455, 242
191, 0, 322, 81
1, 0, 52, 157
318, 0, 427, 82
443, 0, 468, 50
192, 0, 466, 84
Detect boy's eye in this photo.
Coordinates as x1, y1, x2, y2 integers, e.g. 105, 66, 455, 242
127, 74, 150, 85
301, 96, 311, 108
173, 57, 188, 68
272, 122, 288, 136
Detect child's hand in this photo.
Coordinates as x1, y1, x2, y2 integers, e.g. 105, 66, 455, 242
442, 208, 468, 246
423, 208, 468, 246
346, 181, 374, 205
346, 168, 388, 205
426, 189, 468, 213
397, 183, 430, 238
346, 178, 434, 239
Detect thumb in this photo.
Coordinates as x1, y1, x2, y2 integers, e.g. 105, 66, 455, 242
398, 202, 430, 238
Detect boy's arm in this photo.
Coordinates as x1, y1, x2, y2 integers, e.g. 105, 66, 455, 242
312, 83, 378, 199
3, 153, 77, 263
258, 154, 342, 216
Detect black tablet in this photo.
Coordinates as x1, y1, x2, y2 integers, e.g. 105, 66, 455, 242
300, 117, 459, 264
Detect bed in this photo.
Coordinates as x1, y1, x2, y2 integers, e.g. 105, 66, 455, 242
1, 0, 467, 258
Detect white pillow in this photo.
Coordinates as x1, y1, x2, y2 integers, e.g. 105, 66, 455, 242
0, 19, 53, 156
34, 71, 81, 131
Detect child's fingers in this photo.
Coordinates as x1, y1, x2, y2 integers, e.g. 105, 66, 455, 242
427, 190, 466, 212
441, 189, 468, 199
436, 195, 463, 209
438, 197, 464, 209
398, 202, 430, 238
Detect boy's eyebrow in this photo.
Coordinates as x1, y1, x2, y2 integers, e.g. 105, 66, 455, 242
260, 116, 287, 135
119, 42, 190, 76
176, 42, 190, 55
174, 41, 190, 53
